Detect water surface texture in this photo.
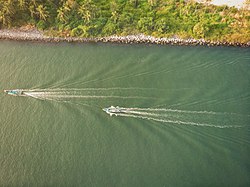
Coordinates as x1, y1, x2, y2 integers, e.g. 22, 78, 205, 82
0, 41, 249, 186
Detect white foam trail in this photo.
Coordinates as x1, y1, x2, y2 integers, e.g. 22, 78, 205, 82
125, 107, 245, 116
28, 87, 188, 92
125, 110, 163, 117
103, 106, 247, 128
117, 113, 242, 128
48, 95, 155, 99
29, 87, 145, 91
25, 93, 155, 100
26, 92, 55, 95
24, 92, 42, 99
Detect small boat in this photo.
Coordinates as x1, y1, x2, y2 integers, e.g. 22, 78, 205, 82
103, 106, 126, 116
4, 89, 26, 96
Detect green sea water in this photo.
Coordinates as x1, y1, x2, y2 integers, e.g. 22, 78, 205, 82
0, 41, 249, 187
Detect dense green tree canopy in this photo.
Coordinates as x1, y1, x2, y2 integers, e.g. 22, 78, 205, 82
0, 0, 249, 42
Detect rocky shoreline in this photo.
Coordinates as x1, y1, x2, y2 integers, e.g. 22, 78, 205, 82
0, 29, 249, 47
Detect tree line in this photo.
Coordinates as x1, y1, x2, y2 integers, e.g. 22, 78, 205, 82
0, 0, 249, 42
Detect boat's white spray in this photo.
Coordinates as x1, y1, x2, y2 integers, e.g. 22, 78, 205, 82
5, 88, 248, 128
103, 106, 247, 128
21, 88, 159, 100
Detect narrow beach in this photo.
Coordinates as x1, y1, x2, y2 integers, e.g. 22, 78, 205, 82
0, 29, 249, 47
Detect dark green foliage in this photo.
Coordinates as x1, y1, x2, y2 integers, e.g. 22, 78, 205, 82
0, 0, 249, 42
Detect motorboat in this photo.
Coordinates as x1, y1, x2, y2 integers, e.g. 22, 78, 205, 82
4, 89, 26, 96
102, 106, 126, 116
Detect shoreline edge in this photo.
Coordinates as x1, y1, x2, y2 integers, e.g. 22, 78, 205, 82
0, 29, 249, 47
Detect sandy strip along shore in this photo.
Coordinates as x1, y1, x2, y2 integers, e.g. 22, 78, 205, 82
0, 29, 249, 47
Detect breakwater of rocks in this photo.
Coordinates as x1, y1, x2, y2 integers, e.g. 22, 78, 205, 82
0, 29, 249, 47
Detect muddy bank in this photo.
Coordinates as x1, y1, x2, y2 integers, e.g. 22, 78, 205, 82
0, 29, 249, 47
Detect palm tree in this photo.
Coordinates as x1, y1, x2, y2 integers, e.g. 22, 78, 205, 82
28, 4, 36, 18
111, 11, 119, 23
148, 0, 157, 6
0, 10, 5, 26
78, 5, 91, 23
0, 0, 15, 26
18, 0, 26, 10
56, 0, 75, 23
78, 0, 96, 23
110, 1, 119, 22
83, 10, 91, 23
110, 0, 118, 12
31, 0, 37, 6
0, 8, 11, 27
57, 7, 67, 22
36, 4, 49, 21
3, 0, 15, 15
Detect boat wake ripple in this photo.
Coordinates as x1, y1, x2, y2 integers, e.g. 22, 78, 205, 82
18, 88, 158, 100
4, 89, 249, 128
103, 106, 248, 128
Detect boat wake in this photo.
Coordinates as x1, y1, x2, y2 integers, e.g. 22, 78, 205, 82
6, 88, 159, 100
103, 106, 248, 128
4, 88, 248, 128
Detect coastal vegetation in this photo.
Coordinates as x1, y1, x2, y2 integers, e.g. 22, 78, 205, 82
0, 0, 249, 43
